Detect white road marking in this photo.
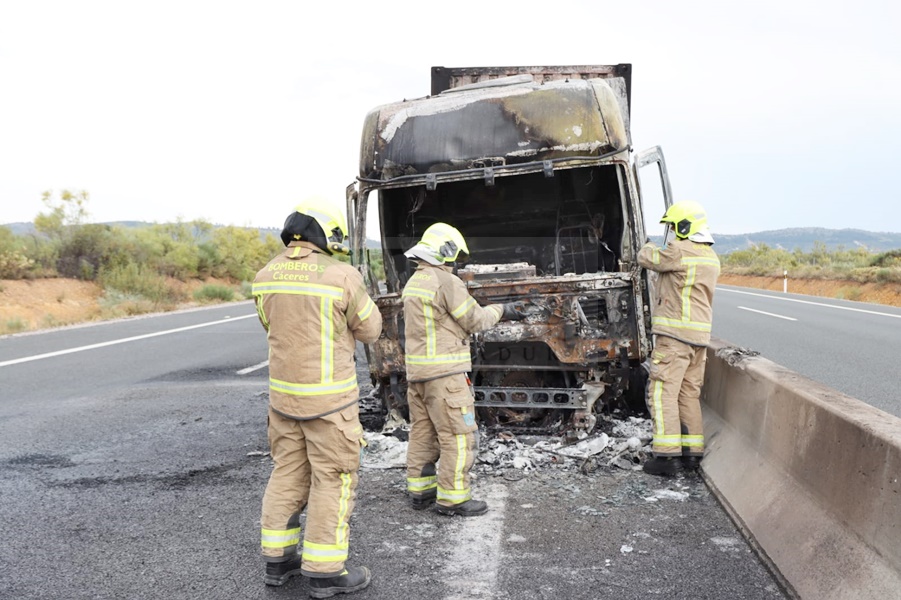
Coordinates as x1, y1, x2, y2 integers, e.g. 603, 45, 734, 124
0, 314, 257, 368
737, 306, 797, 321
442, 483, 508, 600
718, 287, 901, 319
236, 360, 269, 375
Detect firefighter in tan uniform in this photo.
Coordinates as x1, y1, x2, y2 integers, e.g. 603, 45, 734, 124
638, 200, 720, 476
402, 223, 527, 515
252, 200, 381, 598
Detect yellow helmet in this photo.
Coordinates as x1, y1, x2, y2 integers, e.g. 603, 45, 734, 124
404, 222, 470, 265
280, 198, 349, 255
660, 200, 709, 239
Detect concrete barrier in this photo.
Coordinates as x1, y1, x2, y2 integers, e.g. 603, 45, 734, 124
701, 337, 901, 600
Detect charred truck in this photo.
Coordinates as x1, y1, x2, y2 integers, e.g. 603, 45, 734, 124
347, 65, 673, 435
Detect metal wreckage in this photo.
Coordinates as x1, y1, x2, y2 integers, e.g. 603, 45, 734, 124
346, 65, 675, 436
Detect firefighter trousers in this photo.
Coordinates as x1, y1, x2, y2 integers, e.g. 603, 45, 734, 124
646, 335, 707, 458
260, 403, 364, 577
406, 373, 479, 506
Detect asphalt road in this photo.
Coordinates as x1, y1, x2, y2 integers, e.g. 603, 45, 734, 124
0, 301, 785, 599
712, 285, 901, 418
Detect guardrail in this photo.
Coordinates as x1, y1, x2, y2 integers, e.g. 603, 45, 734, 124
701, 337, 901, 600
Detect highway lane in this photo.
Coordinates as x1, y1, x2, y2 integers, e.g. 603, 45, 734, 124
4, 289, 898, 420
0, 301, 263, 364
0, 302, 266, 410
2, 286, 893, 598
712, 285, 901, 418
0, 299, 785, 599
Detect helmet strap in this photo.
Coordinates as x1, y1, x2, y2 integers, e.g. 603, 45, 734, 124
438, 240, 459, 261
327, 241, 350, 255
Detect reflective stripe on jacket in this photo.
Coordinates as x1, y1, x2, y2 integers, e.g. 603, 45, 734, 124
252, 241, 382, 418
402, 263, 503, 382
638, 238, 720, 346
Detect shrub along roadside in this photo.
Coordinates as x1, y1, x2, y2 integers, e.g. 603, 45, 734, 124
2, 190, 895, 326
100, 263, 186, 305
720, 243, 901, 284
193, 284, 235, 303
0, 191, 285, 283
0, 192, 289, 322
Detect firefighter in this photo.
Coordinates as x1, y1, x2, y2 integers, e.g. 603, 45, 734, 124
402, 222, 527, 516
252, 199, 381, 598
638, 200, 720, 476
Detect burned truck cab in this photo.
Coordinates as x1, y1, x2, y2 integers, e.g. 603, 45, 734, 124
348, 65, 673, 435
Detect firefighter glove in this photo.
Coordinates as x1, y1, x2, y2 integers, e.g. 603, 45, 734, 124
501, 301, 529, 321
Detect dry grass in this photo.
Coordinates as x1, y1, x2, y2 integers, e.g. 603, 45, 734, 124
717, 274, 901, 307
0, 277, 245, 334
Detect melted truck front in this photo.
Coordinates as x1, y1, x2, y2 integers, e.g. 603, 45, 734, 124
348, 64, 673, 435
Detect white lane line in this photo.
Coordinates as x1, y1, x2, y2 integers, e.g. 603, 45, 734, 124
718, 287, 901, 319
0, 314, 257, 368
236, 360, 269, 375
442, 483, 508, 600
737, 306, 797, 321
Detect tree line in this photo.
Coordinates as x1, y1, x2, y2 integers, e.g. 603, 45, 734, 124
2, 191, 897, 292
0, 190, 386, 306
721, 242, 901, 284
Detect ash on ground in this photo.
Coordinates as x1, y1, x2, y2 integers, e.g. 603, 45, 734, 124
361, 414, 654, 477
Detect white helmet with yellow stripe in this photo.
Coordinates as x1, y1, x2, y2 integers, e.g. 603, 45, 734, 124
404, 222, 469, 266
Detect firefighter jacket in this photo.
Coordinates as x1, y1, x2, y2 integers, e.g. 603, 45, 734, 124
252, 241, 382, 419
402, 263, 503, 383
638, 238, 720, 346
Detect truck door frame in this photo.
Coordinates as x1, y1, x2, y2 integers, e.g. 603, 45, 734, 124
633, 145, 674, 245
346, 182, 380, 295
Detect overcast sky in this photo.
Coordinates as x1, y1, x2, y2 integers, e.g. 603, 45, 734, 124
1, 1, 899, 237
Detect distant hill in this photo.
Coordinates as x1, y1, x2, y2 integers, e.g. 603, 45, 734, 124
4, 221, 383, 249
3, 221, 151, 236
4, 221, 899, 254
647, 228, 901, 254
699, 228, 901, 254
4, 222, 33, 235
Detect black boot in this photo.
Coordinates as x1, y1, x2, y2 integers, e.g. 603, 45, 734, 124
308, 566, 371, 599
264, 555, 302, 586
435, 499, 488, 517
410, 462, 437, 510
643, 456, 682, 476
411, 489, 436, 510
681, 456, 702, 471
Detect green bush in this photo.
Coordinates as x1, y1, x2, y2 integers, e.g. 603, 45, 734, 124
193, 284, 235, 303
721, 244, 901, 284
1, 317, 29, 335
212, 226, 262, 280
720, 244, 795, 275
875, 267, 901, 283
0, 226, 50, 279
56, 223, 113, 280
99, 289, 159, 318
0, 250, 35, 279
42, 314, 64, 329
0, 226, 39, 278
836, 286, 863, 301
99, 263, 185, 305
196, 242, 220, 277
871, 250, 901, 269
